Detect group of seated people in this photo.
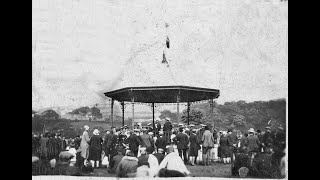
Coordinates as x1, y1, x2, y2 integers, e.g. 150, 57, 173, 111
111, 145, 191, 177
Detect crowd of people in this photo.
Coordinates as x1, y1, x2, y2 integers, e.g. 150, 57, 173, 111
32, 117, 286, 178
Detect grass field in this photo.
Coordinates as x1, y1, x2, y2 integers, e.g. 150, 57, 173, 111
83, 163, 232, 177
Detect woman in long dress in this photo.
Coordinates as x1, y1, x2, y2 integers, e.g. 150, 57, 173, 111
80, 125, 90, 165
219, 131, 232, 163
88, 129, 103, 168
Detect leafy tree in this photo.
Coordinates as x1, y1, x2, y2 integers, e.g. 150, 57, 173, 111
40, 110, 60, 120
232, 114, 246, 127
68, 106, 102, 120
69, 106, 91, 115
181, 108, 205, 125
159, 110, 177, 121
91, 107, 103, 120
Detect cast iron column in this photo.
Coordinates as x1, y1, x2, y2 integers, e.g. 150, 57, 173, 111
152, 103, 155, 135
177, 92, 180, 124
121, 101, 125, 126
131, 96, 135, 129
111, 98, 114, 127
187, 102, 190, 125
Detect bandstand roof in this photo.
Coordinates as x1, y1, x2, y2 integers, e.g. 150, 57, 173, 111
104, 85, 220, 103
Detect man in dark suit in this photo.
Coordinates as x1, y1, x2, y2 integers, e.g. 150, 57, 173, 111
103, 130, 112, 160
155, 120, 162, 134
127, 130, 141, 157
163, 118, 172, 132
173, 127, 190, 164
155, 131, 167, 153
262, 127, 274, 151
163, 118, 173, 144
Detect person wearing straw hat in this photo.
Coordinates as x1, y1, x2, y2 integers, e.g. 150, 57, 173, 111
147, 123, 153, 133
80, 125, 90, 165
246, 128, 260, 153
163, 117, 173, 132
88, 129, 103, 168
163, 117, 173, 144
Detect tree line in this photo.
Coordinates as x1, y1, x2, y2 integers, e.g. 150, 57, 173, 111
160, 99, 286, 131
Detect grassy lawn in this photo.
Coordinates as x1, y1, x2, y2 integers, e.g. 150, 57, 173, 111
82, 163, 232, 177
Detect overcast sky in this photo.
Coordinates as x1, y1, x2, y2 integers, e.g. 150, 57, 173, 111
32, 0, 288, 111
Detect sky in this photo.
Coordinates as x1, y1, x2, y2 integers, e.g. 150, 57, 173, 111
32, 0, 288, 113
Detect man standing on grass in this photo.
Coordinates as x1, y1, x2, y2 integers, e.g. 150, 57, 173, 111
201, 126, 215, 166
173, 127, 189, 164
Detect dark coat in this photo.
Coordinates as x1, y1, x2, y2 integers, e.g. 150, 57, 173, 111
103, 134, 113, 148
156, 123, 161, 132
128, 134, 141, 152
103, 133, 113, 154
219, 135, 232, 158
109, 154, 124, 173
74, 137, 81, 150
189, 133, 201, 156
174, 133, 189, 150
246, 135, 260, 153
137, 154, 149, 166
232, 153, 250, 176
155, 136, 167, 151
39, 137, 49, 159
108, 134, 119, 151
116, 156, 139, 177
88, 135, 103, 161
228, 132, 237, 145
154, 153, 165, 164
47, 138, 60, 160
163, 122, 172, 132
262, 131, 274, 147
252, 153, 273, 178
